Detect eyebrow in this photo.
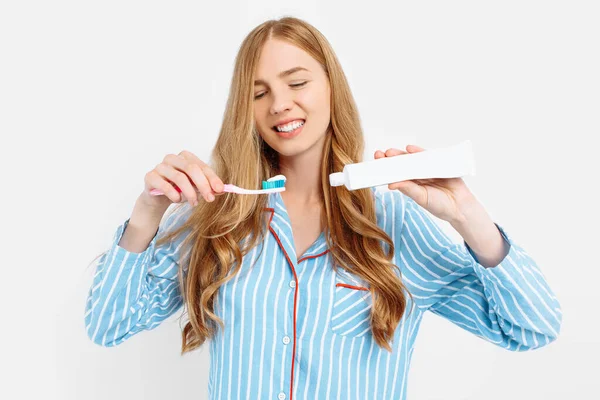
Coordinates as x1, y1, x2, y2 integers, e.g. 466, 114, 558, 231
254, 66, 309, 86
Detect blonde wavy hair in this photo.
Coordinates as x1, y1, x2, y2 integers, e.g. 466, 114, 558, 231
156, 16, 410, 354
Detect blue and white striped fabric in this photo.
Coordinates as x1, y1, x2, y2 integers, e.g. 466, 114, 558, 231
85, 187, 562, 400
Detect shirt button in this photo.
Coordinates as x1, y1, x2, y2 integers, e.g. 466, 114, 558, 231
278, 393, 286, 400
282, 335, 291, 345
289, 280, 296, 288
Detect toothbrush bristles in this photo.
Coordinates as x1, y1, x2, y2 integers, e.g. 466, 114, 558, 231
262, 179, 286, 190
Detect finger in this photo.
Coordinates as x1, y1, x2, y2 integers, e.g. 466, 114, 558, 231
384, 148, 407, 157
163, 153, 195, 172
163, 154, 204, 197
182, 163, 214, 201
177, 151, 223, 197
374, 150, 385, 159
406, 144, 426, 153
389, 180, 428, 205
155, 163, 198, 205
179, 150, 207, 167
146, 170, 181, 203
186, 164, 215, 202
413, 178, 436, 185
200, 165, 224, 194
165, 153, 217, 201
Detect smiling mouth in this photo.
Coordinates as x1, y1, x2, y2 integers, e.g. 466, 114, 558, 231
271, 119, 306, 133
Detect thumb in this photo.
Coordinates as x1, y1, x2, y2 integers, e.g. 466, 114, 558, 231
389, 181, 427, 205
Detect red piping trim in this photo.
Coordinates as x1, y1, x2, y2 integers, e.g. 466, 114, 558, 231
298, 249, 330, 264
264, 207, 330, 263
336, 283, 369, 291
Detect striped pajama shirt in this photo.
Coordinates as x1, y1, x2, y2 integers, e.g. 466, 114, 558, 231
85, 187, 561, 400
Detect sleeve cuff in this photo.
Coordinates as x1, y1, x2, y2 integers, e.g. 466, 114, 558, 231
97, 218, 158, 294
113, 218, 159, 257
463, 222, 511, 266
465, 222, 526, 280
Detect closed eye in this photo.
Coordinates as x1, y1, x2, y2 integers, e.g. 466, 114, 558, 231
254, 81, 308, 100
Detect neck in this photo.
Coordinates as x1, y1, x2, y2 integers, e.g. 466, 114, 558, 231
277, 143, 324, 206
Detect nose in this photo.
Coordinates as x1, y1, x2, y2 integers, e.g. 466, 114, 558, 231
269, 90, 293, 115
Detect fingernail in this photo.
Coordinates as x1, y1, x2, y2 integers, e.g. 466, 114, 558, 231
208, 193, 215, 201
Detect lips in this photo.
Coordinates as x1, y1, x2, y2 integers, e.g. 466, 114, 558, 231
272, 118, 305, 130
273, 120, 304, 139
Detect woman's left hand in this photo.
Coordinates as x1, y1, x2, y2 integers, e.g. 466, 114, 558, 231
374, 145, 477, 224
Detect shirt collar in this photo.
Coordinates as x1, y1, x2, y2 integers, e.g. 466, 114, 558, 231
265, 187, 380, 255
265, 191, 329, 263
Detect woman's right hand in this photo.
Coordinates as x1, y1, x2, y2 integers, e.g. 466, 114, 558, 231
139, 150, 224, 210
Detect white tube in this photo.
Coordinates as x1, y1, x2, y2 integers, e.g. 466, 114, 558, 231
329, 140, 476, 190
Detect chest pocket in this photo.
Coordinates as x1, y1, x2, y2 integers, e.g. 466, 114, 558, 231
330, 268, 373, 337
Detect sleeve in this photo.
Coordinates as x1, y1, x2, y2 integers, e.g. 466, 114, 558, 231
394, 192, 562, 351
84, 202, 193, 347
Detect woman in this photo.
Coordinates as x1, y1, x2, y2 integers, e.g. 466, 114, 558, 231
85, 16, 562, 400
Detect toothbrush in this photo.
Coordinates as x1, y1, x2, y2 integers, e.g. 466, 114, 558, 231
149, 174, 287, 196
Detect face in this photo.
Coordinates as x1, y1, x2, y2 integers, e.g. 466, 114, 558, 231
253, 39, 331, 159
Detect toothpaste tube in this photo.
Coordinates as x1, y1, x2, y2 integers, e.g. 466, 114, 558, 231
329, 140, 476, 190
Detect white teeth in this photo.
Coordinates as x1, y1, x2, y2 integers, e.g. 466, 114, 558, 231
276, 120, 304, 132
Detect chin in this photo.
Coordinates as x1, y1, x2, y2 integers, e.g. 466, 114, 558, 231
260, 125, 328, 158
270, 143, 308, 157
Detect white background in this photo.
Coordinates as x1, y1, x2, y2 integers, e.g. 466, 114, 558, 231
1, 1, 599, 399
